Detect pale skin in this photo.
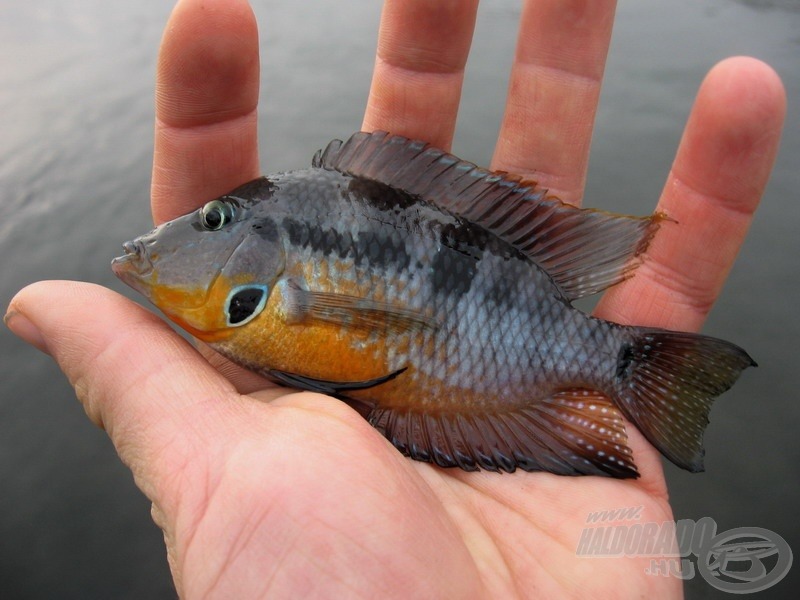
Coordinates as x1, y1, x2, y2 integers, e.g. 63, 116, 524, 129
4, 0, 785, 598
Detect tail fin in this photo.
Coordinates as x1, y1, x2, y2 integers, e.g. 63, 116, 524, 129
613, 328, 756, 472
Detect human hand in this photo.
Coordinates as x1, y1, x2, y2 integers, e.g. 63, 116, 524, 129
5, 0, 784, 597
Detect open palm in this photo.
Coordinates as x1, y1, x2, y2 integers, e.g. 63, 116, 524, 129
6, 0, 784, 598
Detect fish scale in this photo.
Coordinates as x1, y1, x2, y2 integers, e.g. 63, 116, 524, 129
113, 131, 756, 478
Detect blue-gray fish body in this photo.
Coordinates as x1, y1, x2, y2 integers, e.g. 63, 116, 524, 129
112, 132, 755, 478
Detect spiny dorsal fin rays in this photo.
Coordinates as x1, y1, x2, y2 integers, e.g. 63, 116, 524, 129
315, 131, 664, 301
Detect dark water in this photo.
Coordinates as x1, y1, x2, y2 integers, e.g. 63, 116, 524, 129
1, 1, 797, 598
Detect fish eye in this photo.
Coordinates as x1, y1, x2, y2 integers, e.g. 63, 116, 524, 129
200, 200, 234, 231
225, 284, 268, 326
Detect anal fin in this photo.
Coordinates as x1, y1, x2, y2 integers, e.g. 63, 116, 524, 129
369, 389, 639, 478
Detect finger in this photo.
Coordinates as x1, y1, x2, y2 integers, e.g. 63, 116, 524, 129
596, 57, 786, 330
5, 281, 239, 505
152, 0, 261, 224
492, 0, 616, 205
361, 0, 479, 151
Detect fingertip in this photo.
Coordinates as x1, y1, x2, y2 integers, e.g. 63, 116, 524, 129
6, 281, 139, 424
4, 300, 49, 355
700, 56, 786, 139
6, 280, 232, 420
6, 281, 244, 508
675, 56, 786, 204
596, 57, 785, 331
152, 0, 261, 223
6, 280, 105, 347
362, 0, 479, 150
157, 0, 260, 128
705, 56, 786, 113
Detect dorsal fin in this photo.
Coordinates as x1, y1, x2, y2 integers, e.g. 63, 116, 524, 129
313, 131, 665, 300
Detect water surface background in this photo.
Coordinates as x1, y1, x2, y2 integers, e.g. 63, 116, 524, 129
1, 1, 797, 598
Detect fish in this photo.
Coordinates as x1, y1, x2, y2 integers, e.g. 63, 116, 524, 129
112, 131, 756, 478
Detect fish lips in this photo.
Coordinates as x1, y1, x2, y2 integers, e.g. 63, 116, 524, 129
112, 239, 154, 295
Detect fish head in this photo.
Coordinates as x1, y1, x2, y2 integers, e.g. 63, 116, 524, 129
112, 194, 285, 341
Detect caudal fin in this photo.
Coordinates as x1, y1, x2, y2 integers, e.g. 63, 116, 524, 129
613, 329, 756, 472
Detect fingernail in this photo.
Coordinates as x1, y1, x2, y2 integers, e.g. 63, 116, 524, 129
4, 310, 50, 355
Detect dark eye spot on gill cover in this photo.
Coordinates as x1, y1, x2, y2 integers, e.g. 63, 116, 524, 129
227, 286, 267, 325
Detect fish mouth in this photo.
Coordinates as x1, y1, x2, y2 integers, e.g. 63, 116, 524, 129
112, 240, 155, 296
111, 232, 242, 318
110, 237, 230, 313
112, 240, 153, 274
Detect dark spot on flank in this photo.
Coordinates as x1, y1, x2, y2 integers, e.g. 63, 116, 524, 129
616, 343, 635, 380
431, 247, 478, 298
252, 217, 279, 242
353, 229, 411, 270
223, 177, 276, 208
346, 177, 420, 213
282, 217, 411, 270
484, 271, 519, 307
283, 218, 311, 248
439, 221, 484, 253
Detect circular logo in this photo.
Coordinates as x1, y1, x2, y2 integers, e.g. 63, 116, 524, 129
697, 527, 793, 594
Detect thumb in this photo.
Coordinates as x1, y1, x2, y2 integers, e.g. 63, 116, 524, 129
4, 280, 240, 509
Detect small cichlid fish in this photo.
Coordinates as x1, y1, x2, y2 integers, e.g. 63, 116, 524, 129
112, 131, 755, 478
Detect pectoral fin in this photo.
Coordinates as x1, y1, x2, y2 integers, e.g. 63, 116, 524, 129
268, 367, 406, 395
280, 279, 437, 333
